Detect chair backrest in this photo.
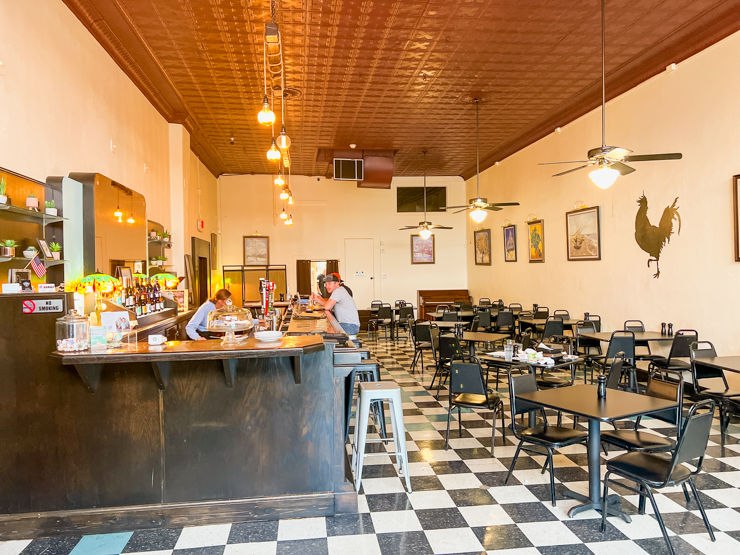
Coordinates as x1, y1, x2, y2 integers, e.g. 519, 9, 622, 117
575, 320, 597, 336
521, 330, 533, 350
438, 305, 450, 313
470, 316, 480, 332
443, 311, 459, 322
495, 299, 505, 310
378, 306, 392, 319
413, 320, 432, 343
606, 330, 635, 363
690, 340, 724, 381
671, 399, 715, 474
479, 298, 491, 305
508, 303, 522, 314
508, 372, 541, 420
534, 306, 549, 319
644, 369, 683, 426
542, 316, 564, 339
428, 326, 441, 362
439, 334, 464, 362
606, 352, 626, 390
395, 300, 407, 308
518, 310, 534, 319
477, 311, 492, 329
586, 314, 602, 332
453, 300, 465, 309
371, 300, 383, 308
497, 310, 514, 328
623, 319, 645, 333
398, 306, 414, 321
667, 329, 698, 361
553, 310, 570, 319
450, 360, 487, 397
461, 302, 473, 311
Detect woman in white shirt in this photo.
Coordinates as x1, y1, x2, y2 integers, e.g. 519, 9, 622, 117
186, 289, 232, 340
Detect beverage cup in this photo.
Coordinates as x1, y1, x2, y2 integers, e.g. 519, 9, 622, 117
148, 334, 166, 346
504, 344, 513, 362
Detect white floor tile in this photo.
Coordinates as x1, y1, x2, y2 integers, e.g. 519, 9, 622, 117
703, 487, 740, 508
447, 437, 485, 449
488, 485, 540, 504
407, 490, 456, 509
436, 472, 483, 490
415, 449, 461, 462
407, 462, 436, 476
370, 510, 422, 533
517, 521, 582, 546
0, 540, 32, 555
408, 430, 443, 441
277, 517, 327, 540
224, 542, 278, 555
174, 524, 232, 549
585, 539, 650, 555
327, 534, 382, 555
681, 531, 740, 554
425, 527, 484, 554
513, 468, 559, 486
459, 504, 515, 527
698, 508, 740, 531
357, 494, 371, 513
606, 514, 673, 539
710, 471, 740, 487
360, 477, 407, 494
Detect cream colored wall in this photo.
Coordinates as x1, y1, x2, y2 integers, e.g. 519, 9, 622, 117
0, 0, 171, 228
187, 152, 219, 255
218, 174, 468, 303
466, 31, 740, 353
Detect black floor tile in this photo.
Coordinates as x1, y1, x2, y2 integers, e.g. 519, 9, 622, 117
326, 513, 375, 536
429, 461, 473, 474
472, 524, 534, 550
537, 545, 593, 555
553, 466, 591, 483
475, 471, 520, 487
455, 448, 494, 460
21, 536, 82, 555
276, 538, 328, 555
173, 547, 225, 555
499, 456, 542, 471
634, 536, 703, 555
448, 488, 496, 507
376, 531, 434, 555
124, 528, 182, 551
414, 440, 448, 450
409, 475, 445, 491
564, 519, 628, 542
365, 493, 412, 512
361, 464, 399, 478
659, 511, 718, 535
415, 507, 468, 530
502, 502, 559, 523
525, 483, 572, 504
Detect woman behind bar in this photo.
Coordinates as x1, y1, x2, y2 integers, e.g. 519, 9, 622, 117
186, 288, 232, 340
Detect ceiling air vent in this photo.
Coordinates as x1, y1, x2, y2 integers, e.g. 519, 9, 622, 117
333, 159, 364, 181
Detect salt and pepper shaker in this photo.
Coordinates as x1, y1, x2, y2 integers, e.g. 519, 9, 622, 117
668, 323, 673, 336
597, 372, 607, 399
661, 322, 666, 335
533, 303, 538, 312
584, 312, 590, 320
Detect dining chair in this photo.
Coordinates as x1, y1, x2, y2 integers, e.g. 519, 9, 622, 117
601, 400, 716, 555
505, 373, 588, 506
690, 341, 740, 446
592, 331, 636, 390
534, 306, 550, 319
553, 310, 570, 319
461, 302, 474, 311
508, 303, 522, 315
376, 305, 394, 341
394, 300, 407, 308
470, 316, 480, 332
573, 320, 602, 383
476, 310, 492, 331
585, 314, 602, 332
431, 334, 464, 399
442, 311, 459, 322
438, 304, 450, 313
624, 319, 652, 360
648, 329, 697, 374
368, 300, 383, 339
395, 306, 415, 341
411, 320, 432, 373
478, 297, 491, 306
445, 359, 506, 457
494, 310, 515, 337
540, 316, 564, 341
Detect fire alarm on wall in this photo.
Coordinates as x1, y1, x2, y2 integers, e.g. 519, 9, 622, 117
197, 219, 205, 231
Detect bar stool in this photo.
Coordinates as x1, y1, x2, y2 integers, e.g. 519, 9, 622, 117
352, 381, 412, 493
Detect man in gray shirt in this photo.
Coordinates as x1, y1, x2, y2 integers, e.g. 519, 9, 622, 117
310, 273, 360, 335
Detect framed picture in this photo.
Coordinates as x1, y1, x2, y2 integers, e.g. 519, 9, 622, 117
503, 225, 517, 262
528, 219, 545, 263
36, 238, 52, 259
411, 234, 435, 264
734, 175, 740, 261
116, 266, 133, 286
566, 206, 601, 261
243, 235, 269, 266
474, 229, 491, 265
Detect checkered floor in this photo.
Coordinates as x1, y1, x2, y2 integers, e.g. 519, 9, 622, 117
4, 337, 740, 555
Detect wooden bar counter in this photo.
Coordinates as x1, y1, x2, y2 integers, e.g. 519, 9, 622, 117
0, 331, 357, 538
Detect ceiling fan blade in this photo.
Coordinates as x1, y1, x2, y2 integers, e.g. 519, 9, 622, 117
552, 164, 592, 177
452, 208, 470, 214
440, 205, 470, 210
612, 162, 636, 175
603, 147, 632, 161
623, 153, 683, 162
399, 226, 418, 230
487, 202, 520, 207
539, 160, 590, 165
484, 206, 503, 211
430, 225, 453, 229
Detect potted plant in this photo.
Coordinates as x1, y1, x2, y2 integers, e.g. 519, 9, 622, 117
158, 255, 168, 265
150, 257, 159, 267
1, 239, 18, 258
0, 177, 7, 205
26, 193, 39, 209
49, 242, 62, 260
162, 229, 171, 241
23, 245, 38, 259
45, 200, 57, 216
150, 229, 157, 239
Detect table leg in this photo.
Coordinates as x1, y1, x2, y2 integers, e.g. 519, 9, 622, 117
565, 418, 631, 522
469, 342, 476, 359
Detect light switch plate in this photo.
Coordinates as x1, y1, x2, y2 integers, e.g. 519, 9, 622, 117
381, 274, 387, 279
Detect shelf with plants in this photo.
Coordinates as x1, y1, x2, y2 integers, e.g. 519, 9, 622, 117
0, 203, 67, 225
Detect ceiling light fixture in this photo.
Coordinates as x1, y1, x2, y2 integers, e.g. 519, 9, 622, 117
399, 150, 452, 237
127, 194, 135, 224
589, 161, 620, 189
279, 189, 289, 200
267, 138, 281, 161
284, 214, 293, 226
114, 190, 122, 219
288, 193, 294, 205
258, 95, 275, 126
276, 125, 291, 149
470, 208, 487, 223
280, 208, 288, 220
274, 173, 285, 186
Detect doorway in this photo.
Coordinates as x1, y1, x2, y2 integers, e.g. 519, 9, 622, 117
343, 238, 375, 308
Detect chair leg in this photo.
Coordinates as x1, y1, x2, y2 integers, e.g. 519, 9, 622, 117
644, 486, 675, 555
541, 454, 549, 474
689, 478, 716, 541
491, 404, 497, 458
499, 403, 506, 443
638, 484, 646, 515
458, 406, 463, 437
682, 482, 691, 503
601, 472, 611, 532
445, 404, 453, 450
505, 441, 524, 484
547, 448, 557, 506
573, 415, 578, 429
720, 403, 727, 447
557, 411, 562, 427
435, 368, 444, 400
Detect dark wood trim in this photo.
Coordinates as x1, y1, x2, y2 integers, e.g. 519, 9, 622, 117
0, 493, 336, 540
733, 175, 740, 261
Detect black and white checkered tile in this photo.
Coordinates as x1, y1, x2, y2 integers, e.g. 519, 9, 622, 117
4, 337, 740, 555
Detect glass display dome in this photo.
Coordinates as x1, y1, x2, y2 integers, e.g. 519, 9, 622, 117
207, 305, 253, 346
56, 310, 91, 352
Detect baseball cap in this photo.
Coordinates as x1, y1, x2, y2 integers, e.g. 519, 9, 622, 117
325, 273, 342, 283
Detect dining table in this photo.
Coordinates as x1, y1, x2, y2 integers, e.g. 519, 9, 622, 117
578, 331, 673, 343
432, 321, 471, 330
516, 384, 679, 520
442, 331, 508, 357
688, 356, 740, 374
517, 318, 581, 331
427, 310, 476, 320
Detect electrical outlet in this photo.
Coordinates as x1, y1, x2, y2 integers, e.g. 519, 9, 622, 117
380, 248, 385, 253
381, 274, 387, 279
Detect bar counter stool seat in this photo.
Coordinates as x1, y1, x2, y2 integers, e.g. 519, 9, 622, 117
352, 381, 412, 494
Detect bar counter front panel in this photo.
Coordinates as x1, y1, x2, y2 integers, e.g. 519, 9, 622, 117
0, 294, 356, 537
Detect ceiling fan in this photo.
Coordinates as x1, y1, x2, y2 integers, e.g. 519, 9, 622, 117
399, 151, 452, 239
539, 0, 682, 189
441, 98, 519, 223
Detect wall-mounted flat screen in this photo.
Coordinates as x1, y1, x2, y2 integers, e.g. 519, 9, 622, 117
397, 187, 447, 212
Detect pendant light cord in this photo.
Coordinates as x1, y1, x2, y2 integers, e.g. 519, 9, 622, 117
601, 0, 606, 148
475, 99, 480, 197
422, 150, 427, 221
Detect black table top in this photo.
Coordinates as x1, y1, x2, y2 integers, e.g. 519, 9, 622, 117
518, 318, 580, 327
579, 331, 673, 342
478, 354, 582, 369
428, 311, 476, 319
517, 385, 678, 421
696, 356, 740, 373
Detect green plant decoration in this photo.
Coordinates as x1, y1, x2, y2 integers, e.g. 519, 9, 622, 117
2, 239, 19, 248
27, 193, 36, 198
49, 242, 62, 252
45, 200, 55, 208
0, 177, 6, 196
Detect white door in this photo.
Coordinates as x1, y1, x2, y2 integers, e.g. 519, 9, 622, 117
343, 238, 375, 308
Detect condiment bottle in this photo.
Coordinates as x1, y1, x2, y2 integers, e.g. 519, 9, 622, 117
661, 322, 666, 335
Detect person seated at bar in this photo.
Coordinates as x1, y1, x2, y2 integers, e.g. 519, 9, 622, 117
310, 273, 360, 335
186, 288, 232, 340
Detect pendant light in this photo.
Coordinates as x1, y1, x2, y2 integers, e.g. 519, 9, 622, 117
280, 207, 288, 220
284, 213, 293, 226
279, 189, 289, 200
470, 99, 487, 223
274, 172, 285, 186
276, 125, 291, 149
267, 138, 281, 161
114, 190, 122, 220
258, 96, 275, 126
126, 194, 135, 224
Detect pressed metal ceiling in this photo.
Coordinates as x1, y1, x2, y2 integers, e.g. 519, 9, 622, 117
63, 0, 740, 178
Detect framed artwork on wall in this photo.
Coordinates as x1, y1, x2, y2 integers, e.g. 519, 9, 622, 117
734, 175, 740, 261
243, 235, 269, 266
411, 234, 435, 264
474, 229, 491, 265
528, 219, 545, 263
503, 225, 517, 262
566, 206, 601, 261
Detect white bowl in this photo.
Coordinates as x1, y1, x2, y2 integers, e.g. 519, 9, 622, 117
254, 331, 283, 342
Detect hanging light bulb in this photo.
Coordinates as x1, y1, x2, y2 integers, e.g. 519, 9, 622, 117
279, 189, 289, 200
283, 156, 290, 168
288, 193, 294, 205
419, 227, 432, 240
257, 95, 275, 126
280, 208, 288, 220
470, 208, 487, 223
274, 173, 285, 186
267, 138, 281, 161
589, 162, 620, 189
114, 207, 122, 218
117, 216, 123, 223
285, 213, 293, 225
276, 125, 291, 149
127, 213, 135, 224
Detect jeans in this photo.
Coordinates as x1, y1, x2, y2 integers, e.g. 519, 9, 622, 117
340, 323, 360, 336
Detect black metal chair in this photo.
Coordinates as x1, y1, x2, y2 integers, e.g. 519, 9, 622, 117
476, 310, 492, 331
533, 306, 549, 319
411, 319, 433, 373
442, 311, 459, 322
648, 329, 697, 374
553, 310, 570, 319
368, 300, 383, 338
585, 313, 602, 332
438, 304, 450, 313
494, 310, 515, 337
601, 400, 717, 555
395, 305, 415, 341
470, 315, 480, 332
540, 316, 564, 341
690, 341, 740, 446
624, 319, 652, 360
430, 333, 463, 399
376, 304, 394, 341
461, 302, 473, 311
478, 297, 492, 306
505, 373, 588, 506
508, 303, 522, 315
445, 359, 506, 457
573, 320, 602, 383
592, 331, 637, 391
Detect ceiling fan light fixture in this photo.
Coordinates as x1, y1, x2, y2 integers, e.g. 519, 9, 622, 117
419, 227, 432, 240
276, 125, 291, 149
470, 208, 487, 223
267, 138, 281, 161
590, 163, 619, 189
258, 95, 275, 126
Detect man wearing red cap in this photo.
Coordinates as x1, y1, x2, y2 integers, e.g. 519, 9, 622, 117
310, 273, 360, 335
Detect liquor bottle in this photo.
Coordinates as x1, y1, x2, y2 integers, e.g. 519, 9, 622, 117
135, 292, 142, 317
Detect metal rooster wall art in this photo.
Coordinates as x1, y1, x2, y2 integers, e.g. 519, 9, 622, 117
634, 194, 681, 278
